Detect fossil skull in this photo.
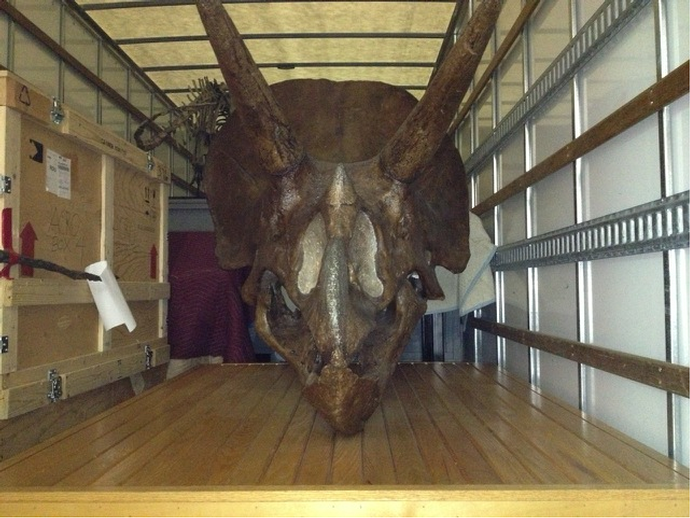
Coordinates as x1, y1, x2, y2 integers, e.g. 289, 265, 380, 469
197, 0, 502, 434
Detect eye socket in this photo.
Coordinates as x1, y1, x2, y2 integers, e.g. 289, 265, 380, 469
267, 275, 300, 316
281, 286, 298, 312
406, 271, 425, 298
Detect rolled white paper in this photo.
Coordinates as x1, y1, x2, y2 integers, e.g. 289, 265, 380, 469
85, 260, 137, 332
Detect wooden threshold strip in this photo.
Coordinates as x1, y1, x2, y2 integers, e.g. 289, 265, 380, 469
1, 486, 688, 517
472, 60, 690, 216
449, 0, 541, 135
468, 316, 689, 398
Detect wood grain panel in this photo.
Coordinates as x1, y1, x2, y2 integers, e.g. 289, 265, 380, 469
223, 372, 303, 485
294, 408, 335, 485
260, 396, 317, 485
113, 161, 162, 282
0, 363, 686, 498
0, 366, 215, 486
17, 304, 99, 369
390, 369, 464, 484
360, 405, 396, 485
474, 363, 690, 483
0, 376, 134, 462
19, 117, 102, 276
411, 363, 541, 484
331, 431, 363, 485
93, 367, 257, 487
0, 71, 169, 423
433, 363, 642, 484
398, 364, 499, 484
204, 365, 295, 485
380, 374, 430, 484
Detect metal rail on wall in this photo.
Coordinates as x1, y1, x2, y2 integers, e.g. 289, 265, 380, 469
492, 191, 689, 271
464, 0, 652, 177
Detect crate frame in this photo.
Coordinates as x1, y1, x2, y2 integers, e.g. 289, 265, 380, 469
0, 70, 170, 419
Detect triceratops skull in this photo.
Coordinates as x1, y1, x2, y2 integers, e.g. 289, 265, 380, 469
197, 0, 501, 434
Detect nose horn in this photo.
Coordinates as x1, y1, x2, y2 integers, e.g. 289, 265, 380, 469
380, 0, 502, 183
196, 0, 304, 176
313, 239, 349, 367
307, 237, 374, 368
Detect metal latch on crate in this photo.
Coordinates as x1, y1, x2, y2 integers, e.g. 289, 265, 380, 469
146, 152, 155, 172
0, 176, 11, 194
50, 97, 64, 125
144, 344, 153, 370
47, 368, 62, 403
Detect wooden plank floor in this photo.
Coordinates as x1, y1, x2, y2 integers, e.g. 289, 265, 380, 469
0, 362, 686, 489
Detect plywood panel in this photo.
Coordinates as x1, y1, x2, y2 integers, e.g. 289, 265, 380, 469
113, 162, 162, 282
17, 304, 99, 369
110, 301, 160, 348
19, 117, 102, 276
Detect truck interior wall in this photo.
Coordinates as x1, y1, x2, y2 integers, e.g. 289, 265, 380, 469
460, 0, 689, 466
0, 0, 687, 472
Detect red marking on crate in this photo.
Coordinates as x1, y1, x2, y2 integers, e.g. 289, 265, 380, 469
150, 244, 158, 279
20, 222, 37, 277
1, 208, 13, 279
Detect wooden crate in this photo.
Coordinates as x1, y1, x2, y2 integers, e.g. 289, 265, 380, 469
0, 70, 170, 420
0, 363, 686, 516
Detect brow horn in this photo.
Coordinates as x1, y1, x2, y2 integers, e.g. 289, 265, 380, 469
380, 0, 502, 183
196, 0, 304, 175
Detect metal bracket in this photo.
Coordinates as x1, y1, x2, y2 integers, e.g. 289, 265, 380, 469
47, 369, 62, 403
50, 97, 64, 125
0, 176, 12, 194
146, 152, 155, 172
144, 344, 153, 370
0, 336, 7, 354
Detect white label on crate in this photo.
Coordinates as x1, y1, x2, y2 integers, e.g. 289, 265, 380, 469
45, 149, 71, 199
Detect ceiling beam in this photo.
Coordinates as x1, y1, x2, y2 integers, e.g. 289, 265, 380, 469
80, 0, 457, 10
163, 85, 428, 95
115, 32, 445, 45
142, 62, 435, 72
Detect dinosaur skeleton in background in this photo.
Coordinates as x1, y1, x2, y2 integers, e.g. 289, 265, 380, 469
134, 78, 232, 192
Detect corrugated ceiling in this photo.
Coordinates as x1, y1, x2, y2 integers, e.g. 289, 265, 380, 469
73, 1, 462, 105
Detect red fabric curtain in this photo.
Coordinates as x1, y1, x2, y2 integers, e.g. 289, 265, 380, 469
168, 231, 255, 363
